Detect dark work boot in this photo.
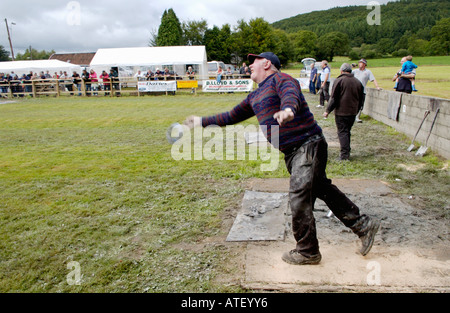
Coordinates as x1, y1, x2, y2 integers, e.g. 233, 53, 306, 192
282, 250, 322, 265
359, 218, 381, 256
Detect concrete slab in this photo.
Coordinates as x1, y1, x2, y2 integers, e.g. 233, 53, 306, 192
226, 191, 289, 242
244, 240, 450, 291
235, 178, 450, 292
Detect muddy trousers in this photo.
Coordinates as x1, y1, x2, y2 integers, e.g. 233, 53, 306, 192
284, 136, 369, 257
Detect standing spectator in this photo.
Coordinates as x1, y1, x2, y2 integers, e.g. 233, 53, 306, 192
186, 66, 196, 93
318, 60, 331, 108
239, 62, 247, 76
23, 72, 32, 96
90, 69, 98, 95
309, 63, 318, 94
163, 67, 175, 80
0, 73, 8, 97
243, 66, 251, 78
11, 73, 21, 96
323, 63, 364, 161
134, 70, 145, 81
72, 71, 81, 96
216, 65, 223, 83
109, 68, 119, 91
51, 72, 59, 92
186, 66, 195, 79
154, 68, 163, 80
225, 66, 233, 79
352, 59, 381, 123
145, 70, 154, 80
60, 71, 70, 94
99, 70, 110, 95
82, 69, 91, 95
394, 55, 418, 92
393, 57, 416, 94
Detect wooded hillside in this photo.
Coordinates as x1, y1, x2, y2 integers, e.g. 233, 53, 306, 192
272, 0, 449, 47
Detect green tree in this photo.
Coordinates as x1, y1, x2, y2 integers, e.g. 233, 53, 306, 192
272, 29, 293, 67
217, 24, 234, 64
15, 48, 55, 60
204, 26, 222, 61
317, 31, 350, 61
182, 19, 208, 46
289, 30, 318, 62
408, 38, 430, 56
155, 8, 183, 46
0, 45, 10, 61
233, 18, 277, 63
232, 19, 254, 59
204, 24, 234, 63
429, 17, 450, 55
376, 38, 395, 55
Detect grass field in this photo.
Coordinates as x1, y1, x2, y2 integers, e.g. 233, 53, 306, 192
0, 93, 448, 292
285, 56, 450, 99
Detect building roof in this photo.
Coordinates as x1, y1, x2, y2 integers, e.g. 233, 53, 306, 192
49, 52, 96, 66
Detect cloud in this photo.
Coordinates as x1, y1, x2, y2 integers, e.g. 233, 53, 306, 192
0, 0, 393, 54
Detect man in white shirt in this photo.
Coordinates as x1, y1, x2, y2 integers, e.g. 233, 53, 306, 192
352, 59, 381, 122
134, 70, 146, 81
318, 60, 331, 108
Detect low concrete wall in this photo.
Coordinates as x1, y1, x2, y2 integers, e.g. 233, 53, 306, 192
363, 88, 449, 159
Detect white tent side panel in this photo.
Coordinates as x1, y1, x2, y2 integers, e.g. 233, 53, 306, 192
0, 60, 82, 77
89, 46, 208, 79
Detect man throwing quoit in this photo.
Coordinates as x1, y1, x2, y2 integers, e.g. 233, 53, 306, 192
184, 52, 380, 265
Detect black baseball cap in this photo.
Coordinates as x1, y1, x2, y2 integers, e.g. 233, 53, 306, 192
248, 52, 281, 70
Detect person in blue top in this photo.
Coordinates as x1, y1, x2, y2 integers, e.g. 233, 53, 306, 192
394, 55, 418, 92
309, 63, 318, 94
318, 60, 330, 107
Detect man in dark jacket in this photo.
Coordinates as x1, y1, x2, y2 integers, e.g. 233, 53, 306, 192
323, 63, 364, 160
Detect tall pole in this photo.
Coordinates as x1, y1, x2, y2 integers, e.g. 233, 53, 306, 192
5, 18, 15, 61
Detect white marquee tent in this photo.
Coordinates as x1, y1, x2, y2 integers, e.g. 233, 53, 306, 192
0, 59, 82, 76
89, 46, 208, 79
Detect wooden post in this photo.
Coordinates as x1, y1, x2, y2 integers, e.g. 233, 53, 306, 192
56, 79, 60, 98
137, 77, 140, 97
32, 80, 36, 98
8, 81, 13, 98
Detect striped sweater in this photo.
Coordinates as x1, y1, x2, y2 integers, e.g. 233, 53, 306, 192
201, 72, 322, 153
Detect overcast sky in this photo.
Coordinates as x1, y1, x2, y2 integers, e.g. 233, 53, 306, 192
1, 0, 393, 55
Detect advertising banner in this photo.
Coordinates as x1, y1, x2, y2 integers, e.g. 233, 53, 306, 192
177, 80, 198, 89
138, 81, 177, 92
296, 78, 310, 90
202, 79, 253, 93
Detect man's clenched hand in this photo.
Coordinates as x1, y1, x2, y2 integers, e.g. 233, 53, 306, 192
273, 108, 294, 126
